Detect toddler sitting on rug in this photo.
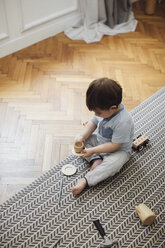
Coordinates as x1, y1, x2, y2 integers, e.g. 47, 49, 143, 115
72, 77, 134, 196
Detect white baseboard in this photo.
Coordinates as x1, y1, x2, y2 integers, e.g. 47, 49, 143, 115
0, 11, 81, 58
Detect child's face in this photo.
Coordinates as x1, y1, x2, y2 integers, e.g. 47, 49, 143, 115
94, 106, 117, 118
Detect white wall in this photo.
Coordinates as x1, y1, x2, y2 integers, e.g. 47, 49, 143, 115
0, 0, 81, 58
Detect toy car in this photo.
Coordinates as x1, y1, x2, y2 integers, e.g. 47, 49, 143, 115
132, 134, 149, 151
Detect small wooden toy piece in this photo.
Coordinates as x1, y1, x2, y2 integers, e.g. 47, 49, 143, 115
61, 164, 77, 176
135, 203, 156, 225
72, 149, 84, 157
74, 141, 84, 153
132, 134, 149, 151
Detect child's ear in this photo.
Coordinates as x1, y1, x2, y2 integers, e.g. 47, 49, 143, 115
110, 105, 118, 110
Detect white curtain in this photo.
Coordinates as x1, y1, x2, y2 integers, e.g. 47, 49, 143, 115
64, 0, 138, 43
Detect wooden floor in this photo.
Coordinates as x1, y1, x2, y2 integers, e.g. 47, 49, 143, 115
0, 1, 165, 204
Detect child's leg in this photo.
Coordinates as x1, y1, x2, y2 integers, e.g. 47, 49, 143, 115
72, 178, 87, 196
84, 134, 102, 163
72, 151, 130, 196
72, 134, 101, 196
72, 159, 103, 196
90, 159, 102, 171
85, 151, 130, 186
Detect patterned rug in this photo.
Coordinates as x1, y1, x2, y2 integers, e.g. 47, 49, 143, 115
0, 88, 165, 248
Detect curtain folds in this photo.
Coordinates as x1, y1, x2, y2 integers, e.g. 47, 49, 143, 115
64, 0, 137, 43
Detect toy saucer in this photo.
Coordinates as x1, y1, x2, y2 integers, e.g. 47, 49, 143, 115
61, 164, 77, 176
72, 149, 84, 157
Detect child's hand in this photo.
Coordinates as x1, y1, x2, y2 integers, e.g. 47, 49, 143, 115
82, 148, 94, 158
82, 121, 88, 127
75, 134, 85, 143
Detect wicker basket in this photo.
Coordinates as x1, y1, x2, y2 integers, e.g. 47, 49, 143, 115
145, 0, 157, 14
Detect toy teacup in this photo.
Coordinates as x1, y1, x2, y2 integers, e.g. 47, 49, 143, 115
74, 141, 84, 153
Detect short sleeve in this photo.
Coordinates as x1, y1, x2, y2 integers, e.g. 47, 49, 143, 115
91, 115, 99, 125
112, 121, 132, 143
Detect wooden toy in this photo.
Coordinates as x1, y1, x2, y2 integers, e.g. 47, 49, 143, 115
135, 203, 156, 225
72, 149, 84, 157
132, 134, 149, 151
74, 141, 84, 153
61, 164, 77, 176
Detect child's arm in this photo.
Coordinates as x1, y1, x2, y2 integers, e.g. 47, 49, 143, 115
82, 142, 122, 157
75, 120, 97, 143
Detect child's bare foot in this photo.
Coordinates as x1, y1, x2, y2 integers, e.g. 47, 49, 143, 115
90, 159, 102, 171
72, 178, 87, 196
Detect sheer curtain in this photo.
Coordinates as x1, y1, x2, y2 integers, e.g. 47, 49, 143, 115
64, 0, 137, 43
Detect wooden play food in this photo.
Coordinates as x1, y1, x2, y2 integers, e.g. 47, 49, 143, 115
74, 141, 84, 153
135, 203, 156, 225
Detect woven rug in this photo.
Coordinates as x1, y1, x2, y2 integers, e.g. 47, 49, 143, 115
0, 88, 165, 248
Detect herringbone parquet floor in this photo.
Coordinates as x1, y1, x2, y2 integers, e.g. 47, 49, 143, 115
0, 1, 165, 204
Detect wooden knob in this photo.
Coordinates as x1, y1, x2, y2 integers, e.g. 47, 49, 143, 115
135, 204, 156, 225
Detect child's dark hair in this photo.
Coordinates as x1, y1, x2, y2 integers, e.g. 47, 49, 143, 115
86, 78, 122, 111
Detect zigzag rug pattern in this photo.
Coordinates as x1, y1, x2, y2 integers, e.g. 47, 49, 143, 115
0, 88, 165, 247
